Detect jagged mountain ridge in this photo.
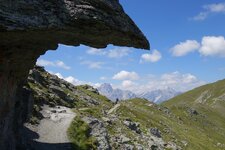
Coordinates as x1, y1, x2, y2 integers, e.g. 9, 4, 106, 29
98, 83, 181, 103
138, 87, 182, 104
97, 83, 137, 101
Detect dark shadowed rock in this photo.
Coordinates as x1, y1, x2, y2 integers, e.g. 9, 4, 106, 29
123, 119, 142, 134
150, 128, 161, 138
0, 0, 149, 149
187, 108, 199, 116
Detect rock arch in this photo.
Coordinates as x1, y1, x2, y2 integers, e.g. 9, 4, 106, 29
0, 0, 149, 149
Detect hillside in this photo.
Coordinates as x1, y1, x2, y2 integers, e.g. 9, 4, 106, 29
162, 79, 225, 150
22, 66, 225, 150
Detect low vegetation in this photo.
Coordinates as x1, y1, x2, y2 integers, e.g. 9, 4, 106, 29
68, 117, 97, 150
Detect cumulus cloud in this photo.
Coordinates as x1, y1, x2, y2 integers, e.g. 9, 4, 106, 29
55, 73, 63, 79
192, 2, 225, 21
171, 40, 200, 57
153, 72, 205, 91
54, 72, 102, 87
64, 76, 83, 85
120, 72, 206, 93
122, 80, 135, 89
81, 61, 105, 69
107, 48, 130, 58
55, 61, 71, 70
86, 48, 106, 55
204, 3, 225, 13
54, 73, 84, 85
199, 36, 225, 57
171, 36, 225, 57
86, 47, 131, 58
36, 59, 71, 70
140, 50, 162, 63
113, 71, 139, 81
100, 76, 108, 80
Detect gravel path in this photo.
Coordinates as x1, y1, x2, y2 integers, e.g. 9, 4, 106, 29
107, 104, 120, 114
25, 105, 76, 150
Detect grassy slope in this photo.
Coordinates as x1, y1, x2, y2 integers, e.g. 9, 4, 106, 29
68, 85, 113, 149
162, 79, 225, 150
67, 116, 97, 150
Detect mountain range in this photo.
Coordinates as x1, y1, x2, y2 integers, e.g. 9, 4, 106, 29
97, 83, 137, 101
97, 83, 181, 103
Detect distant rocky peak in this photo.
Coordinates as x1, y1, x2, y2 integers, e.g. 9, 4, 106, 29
98, 83, 136, 101
98, 83, 114, 93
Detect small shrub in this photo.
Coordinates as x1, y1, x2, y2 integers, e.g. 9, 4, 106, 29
67, 117, 97, 150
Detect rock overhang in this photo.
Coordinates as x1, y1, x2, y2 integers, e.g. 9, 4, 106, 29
0, 0, 150, 49
0, 0, 150, 149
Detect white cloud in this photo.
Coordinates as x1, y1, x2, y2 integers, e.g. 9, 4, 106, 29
171, 36, 225, 57
125, 72, 206, 93
52, 72, 84, 85
155, 72, 204, 91
100, 76, 108, 80
107, 48, 130, 58
171, 40, 200, 57
192, 12, 208, 21
86, 47, 131, 58
113, 71, 139, 80
86, 48, 106, 55
122, 80, 135, 89
55, 73, 63, 79
36, 59, 54, 66
204, 3, 225, 13
81, 61, 104, 69
64, 76, 83, 85
192, 2, 225, 21
55, 61, 71, 70
36, 59, 71, 70
161, 72, 198, 85
199, 36, 225, 57
140, 50, 162, 63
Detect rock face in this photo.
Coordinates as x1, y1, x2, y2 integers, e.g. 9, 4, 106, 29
0, 1, 149, 149
82, 117, 111, 150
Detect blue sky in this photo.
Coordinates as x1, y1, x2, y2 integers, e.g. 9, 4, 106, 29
37, 1, 225, 93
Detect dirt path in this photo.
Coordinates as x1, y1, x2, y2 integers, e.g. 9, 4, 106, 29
107, 104, 120, 114
24, 105, 76, 150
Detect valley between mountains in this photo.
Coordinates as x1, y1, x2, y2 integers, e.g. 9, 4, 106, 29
21, 66, 225, 150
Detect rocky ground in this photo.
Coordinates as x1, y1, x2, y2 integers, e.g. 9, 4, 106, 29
77, 104, 180, 150
23, 105, 76, 150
